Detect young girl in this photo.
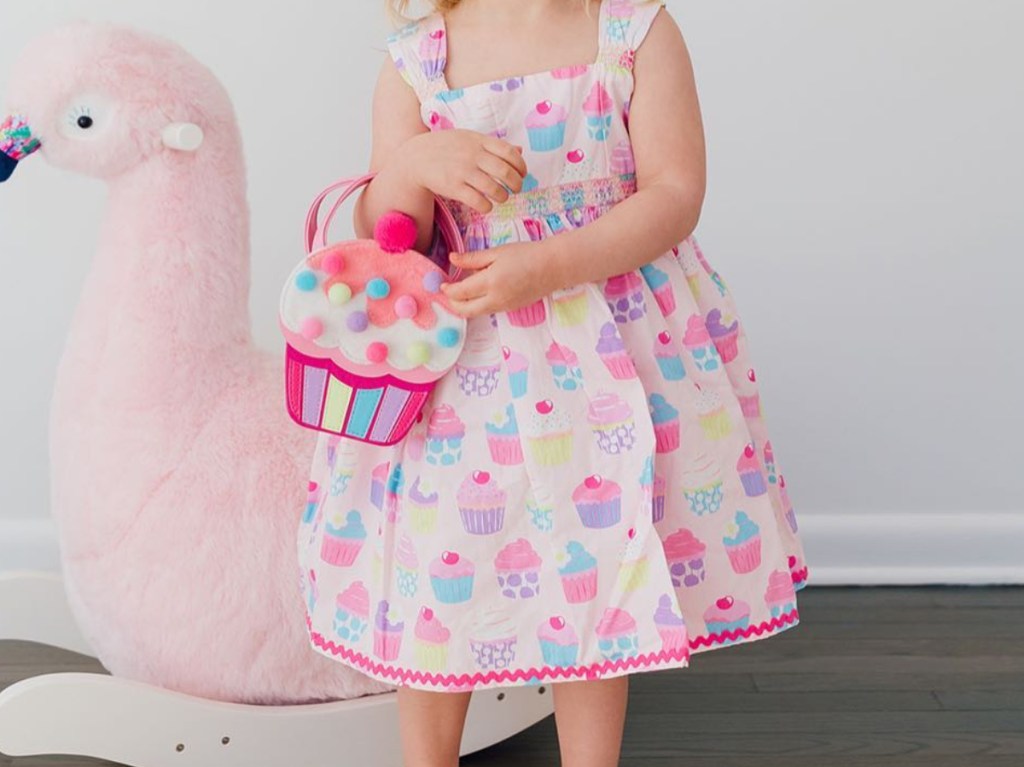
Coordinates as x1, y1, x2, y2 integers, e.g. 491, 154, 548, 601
299, 1, 809, 764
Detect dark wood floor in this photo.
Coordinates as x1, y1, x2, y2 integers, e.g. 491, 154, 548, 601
2, 586, 1023, 766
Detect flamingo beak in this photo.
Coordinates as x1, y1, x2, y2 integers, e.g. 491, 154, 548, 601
0, 114, 42, 183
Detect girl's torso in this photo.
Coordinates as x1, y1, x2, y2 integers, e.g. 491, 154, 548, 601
386, 0, 665, 242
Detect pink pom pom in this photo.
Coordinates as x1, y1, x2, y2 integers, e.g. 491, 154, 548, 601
300, 317, 323, 340
374, 211, 418, 253
394, 294, 418, 319
366, 341, 389, 363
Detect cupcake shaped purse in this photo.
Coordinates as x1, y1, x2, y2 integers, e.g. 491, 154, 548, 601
279, 173, 467, 446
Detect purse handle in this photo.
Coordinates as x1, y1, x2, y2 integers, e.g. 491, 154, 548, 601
304, 173, 465, 280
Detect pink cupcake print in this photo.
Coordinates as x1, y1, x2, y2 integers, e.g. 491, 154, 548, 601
604, 272, 647, 323
737, 443, 768, 497
419, 28, 446, 78
506, 298, 548, 328
546, 341, 584, 391
764, 569, 798, 618
662, 527, 707, 588
738, 367, 762, 418
595, 608, 639, 662
683, 314, 722, 373
653, 594, 688, 654
572, 474, 622, 529
596, 322, 638, 380
457, 470, 507, 535
485, 403, 524, 465
648, 393, 681, 453
557, 540, 599, 603
494, 538, 543, 599
333, 580, 369, 642
587, 391, 637, 454
429, 550, 475, 604
502, 345, 530, 399
610, 139, 635, 175
722, 511, 762, 574
321, 510, 367, 567
373, 599, 404, 661
525, 99, 568, 151
703, 595, 751, 644
583, 82, 613, 140
425, 405, 465, 466
653, 331, 686, 381
537, 616, 580, 668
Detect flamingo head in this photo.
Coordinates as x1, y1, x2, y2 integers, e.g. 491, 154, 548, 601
0, 22, 234, 184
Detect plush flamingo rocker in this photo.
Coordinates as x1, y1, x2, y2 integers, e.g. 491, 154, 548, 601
0, 23, 390, 704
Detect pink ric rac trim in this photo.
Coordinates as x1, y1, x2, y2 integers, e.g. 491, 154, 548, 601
305, 606, 800, 690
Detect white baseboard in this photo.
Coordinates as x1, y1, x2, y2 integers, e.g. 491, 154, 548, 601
0, 512, 1021, 585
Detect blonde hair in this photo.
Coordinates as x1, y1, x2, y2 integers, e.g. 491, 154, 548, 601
387, 0, 657, 25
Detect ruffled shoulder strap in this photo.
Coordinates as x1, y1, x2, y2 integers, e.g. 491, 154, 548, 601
598, 0, 666, 58
385, 12, 449, 102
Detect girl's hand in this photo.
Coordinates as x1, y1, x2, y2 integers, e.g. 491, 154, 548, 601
442, 241, 557, 319
398, 130, 528, 214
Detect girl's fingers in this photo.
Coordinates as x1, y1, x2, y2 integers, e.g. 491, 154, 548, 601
452, 183, 493, 214
442, 271, 489, 302
447, 295, 493, 319
483, 137, 528, 177
467, 169, 510, 204
477, 153, 524, 194
449, 249, 497, 271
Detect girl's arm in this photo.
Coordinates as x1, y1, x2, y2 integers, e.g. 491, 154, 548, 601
354, 56, 527, 254
444, 9, 706, 314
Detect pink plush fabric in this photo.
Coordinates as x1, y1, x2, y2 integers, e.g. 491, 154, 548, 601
4, 23, 390, 704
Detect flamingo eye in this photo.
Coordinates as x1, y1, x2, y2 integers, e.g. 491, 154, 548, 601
59, 96, 111, 140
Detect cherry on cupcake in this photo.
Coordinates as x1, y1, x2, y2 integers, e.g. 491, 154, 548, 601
566, 148, 585, 164
788, 555, 797, 568
657, 331, 672, 346
535, 399, 554, 415
584, 474, 603, 490
716, 596, 734, 610
472, 470, 491, 485
747, 367, 757, 382
308, 481, 318, 492
550, 616, 566, 630
442, 550, 460, 565
421, 606, 435, 621
536, 100, 553, 115
743, 443, 756, 458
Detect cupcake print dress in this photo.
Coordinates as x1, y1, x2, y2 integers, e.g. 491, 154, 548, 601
294, 0, 810, 692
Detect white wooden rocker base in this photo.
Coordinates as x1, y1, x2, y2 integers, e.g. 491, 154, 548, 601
0, 572, 553, 766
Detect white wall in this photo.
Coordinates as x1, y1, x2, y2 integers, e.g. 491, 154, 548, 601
1, 1, 1022, 580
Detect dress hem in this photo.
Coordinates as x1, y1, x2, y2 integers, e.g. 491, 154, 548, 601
304, 600, 802, 692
